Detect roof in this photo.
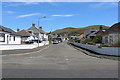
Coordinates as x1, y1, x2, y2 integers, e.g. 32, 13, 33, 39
28, 25, 47, 34
76, 34, 84, 38
28, 26, 40, 34
102, 22, 120, 35
0, 25, 20, 36
88, 30, 104, 36
39, 29, 46, 34
17, 29, 31, 37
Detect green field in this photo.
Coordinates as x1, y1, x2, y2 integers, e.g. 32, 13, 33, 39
52, 25, 109, 36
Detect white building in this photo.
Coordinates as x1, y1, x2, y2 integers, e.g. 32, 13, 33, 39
0, 25, 21, 44
102, 22, 120, 45
27, 24, 48, 41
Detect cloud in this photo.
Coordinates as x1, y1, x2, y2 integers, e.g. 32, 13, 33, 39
18, 13, 41, 18
23, 2, 40, 5
51, 14, 74, 17
3, 2, 41, 7
2, 0, 119, 2
89, 2, 118, 8
4, 11, 15, 14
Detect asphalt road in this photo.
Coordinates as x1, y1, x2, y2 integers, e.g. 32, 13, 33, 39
2, 42, 118, 78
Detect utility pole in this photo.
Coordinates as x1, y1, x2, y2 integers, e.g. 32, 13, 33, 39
38, 16, 46, 47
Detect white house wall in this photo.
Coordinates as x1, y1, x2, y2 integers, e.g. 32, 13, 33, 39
0, 31, 21, 44
44, 34, 48, 40
8, 35, 21, 44
102, 33, 120, 44
0, 31, 9, 44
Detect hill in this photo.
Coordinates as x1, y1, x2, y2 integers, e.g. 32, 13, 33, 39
52, 25, 109, 36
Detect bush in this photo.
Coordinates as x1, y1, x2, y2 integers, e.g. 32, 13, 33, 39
75, 39, 81, 43
68, 39, 76, 42
100, 44, 110, 47
49, 40, 53, 44
94, 35, 102, 43
87, 41, 96, 45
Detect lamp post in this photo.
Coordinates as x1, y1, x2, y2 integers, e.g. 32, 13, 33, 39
38, 16, 46, 47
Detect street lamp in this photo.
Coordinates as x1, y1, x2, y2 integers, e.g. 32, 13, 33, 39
38, 16, 46, 47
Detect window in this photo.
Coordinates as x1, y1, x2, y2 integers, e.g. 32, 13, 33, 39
9, 35, 11, 41
105, 36, 108, 43
109, 36, 113, 44
13, 36, 15, 41
28, 31, 33, 34
0, 33, 5, 42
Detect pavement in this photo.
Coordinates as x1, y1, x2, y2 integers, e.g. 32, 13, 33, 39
1, 45, 48, 55
2, 41, 119, 78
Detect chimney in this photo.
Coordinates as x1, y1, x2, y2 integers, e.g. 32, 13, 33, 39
99, 25, 103, 31
32, 24, 36, 27
39, 26, 42, 30
17, 28, 20, 32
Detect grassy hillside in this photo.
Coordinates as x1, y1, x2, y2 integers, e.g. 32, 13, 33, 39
52, 25, 109, 36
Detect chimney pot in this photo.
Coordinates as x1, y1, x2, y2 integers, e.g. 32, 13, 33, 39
32, 24, 36, 27
99, 26, 103, 30
17, 28, 20, 32
39, 26, 42, 30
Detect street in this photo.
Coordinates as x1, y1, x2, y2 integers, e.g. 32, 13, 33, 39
2, 42, 118, 78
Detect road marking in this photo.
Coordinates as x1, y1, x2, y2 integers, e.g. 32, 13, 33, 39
2, 46, 49, 57
65, 58, 69, 61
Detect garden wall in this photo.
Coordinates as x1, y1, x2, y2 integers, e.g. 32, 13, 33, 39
70, 42, 119, 56
0, 41, 49, 50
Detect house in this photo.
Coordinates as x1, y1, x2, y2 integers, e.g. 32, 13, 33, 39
27, 24, 48, 41
0, 25, 21, 44
102, 22, 120, 45
75, 34, 84, 39
84, 26, 105, 39
17, 29, 33, 43
39, 26, 48, 41
84, 29, 98, 38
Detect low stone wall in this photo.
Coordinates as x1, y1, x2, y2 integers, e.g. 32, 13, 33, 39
70, 42, 119, 56
0, 41, 49, 50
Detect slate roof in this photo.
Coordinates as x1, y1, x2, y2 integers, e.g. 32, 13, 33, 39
39, 29, 46, 34
28, 25, 47, 34
102, 22, 120, 35
28, 26, 40, 34
0, 25, 20, 36
17, 29, 31, 37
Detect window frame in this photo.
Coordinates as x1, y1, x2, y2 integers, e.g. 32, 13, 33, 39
0, 33, 5, 42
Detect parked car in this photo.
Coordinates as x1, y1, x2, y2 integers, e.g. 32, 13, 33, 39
25, 40, 42, 44
25, 40, 34, 44
33, 40, 42, 43
53, 40, 59, 44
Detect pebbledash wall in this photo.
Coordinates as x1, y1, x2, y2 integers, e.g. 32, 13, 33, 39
70, 42, 119, 56
0, 41, 49, 50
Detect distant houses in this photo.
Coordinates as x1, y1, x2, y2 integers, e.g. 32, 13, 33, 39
75, 34, 84, 39
69, 22, 120, 46
83, 26, 105, 39
0, 25, 21, 44
102, 22, 120, 45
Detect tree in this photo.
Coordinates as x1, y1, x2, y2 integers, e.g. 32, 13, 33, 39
94, 35, 102, 43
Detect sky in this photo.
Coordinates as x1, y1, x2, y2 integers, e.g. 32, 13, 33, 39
1, 2, 118, 32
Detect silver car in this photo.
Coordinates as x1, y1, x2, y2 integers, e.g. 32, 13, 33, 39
53, 40, 59, 44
